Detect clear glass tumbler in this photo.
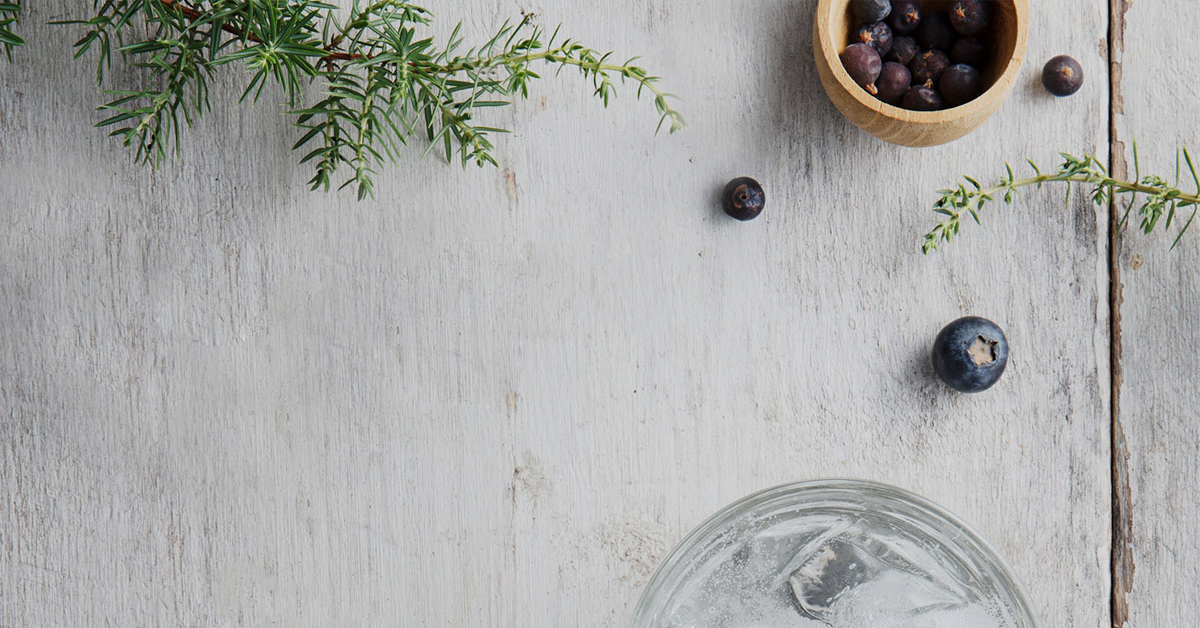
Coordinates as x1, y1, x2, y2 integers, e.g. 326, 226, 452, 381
630, 479, 1037, 628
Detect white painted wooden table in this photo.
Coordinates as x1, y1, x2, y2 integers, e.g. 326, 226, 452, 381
0, 1, 1193, 626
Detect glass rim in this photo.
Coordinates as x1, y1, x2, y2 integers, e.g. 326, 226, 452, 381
630, 478, 1038, 628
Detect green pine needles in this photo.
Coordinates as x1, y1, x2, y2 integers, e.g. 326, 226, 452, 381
923, 148, 1200, 254
5, 1, 684, 199
0, 1, 21, 58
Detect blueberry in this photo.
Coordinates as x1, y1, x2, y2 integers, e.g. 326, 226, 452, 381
876, 62, 912, 105
902, 85, 945, 111
722, 177, 765, 221
1042, 55, 1084, 96
949, 0, 991, 36
916, 11, 956, 51
909, 49, 950, 85
950, 37, 989, 67
931, 317, 1009, 393
841, 43, 883, 93
888, 0, 921, 35
856, 21, 894, 56
887, 36, 919, 65
851, 0, 891, 24
939, 63, 982, 106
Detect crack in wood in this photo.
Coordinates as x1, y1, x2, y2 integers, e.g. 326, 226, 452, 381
1108, 0, 1136, 626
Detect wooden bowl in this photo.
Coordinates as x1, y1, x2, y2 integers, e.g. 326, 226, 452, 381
812, 0, 1029, 147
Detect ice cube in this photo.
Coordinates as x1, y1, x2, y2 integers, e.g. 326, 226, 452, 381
787, 530, 969, 623
825, 569, 970, 624
788, 535, 889, 618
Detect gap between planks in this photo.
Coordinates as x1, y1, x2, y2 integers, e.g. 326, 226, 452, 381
1107, 0, 1135, 626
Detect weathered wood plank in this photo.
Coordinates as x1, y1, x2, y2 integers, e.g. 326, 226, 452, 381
1, 1, 1109, 626
1111, 1, 1200, 626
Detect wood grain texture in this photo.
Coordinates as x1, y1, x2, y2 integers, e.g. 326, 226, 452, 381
1111, 0, 1200, 626
0, 1, 1109, 627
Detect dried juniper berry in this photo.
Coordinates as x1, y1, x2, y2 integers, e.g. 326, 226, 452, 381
841, 43, 883, 93
903, 85, 945, 111
939, 63, 982, 106
916, 11, 956, 51
722, 177, 765, 221
856, 21, 893, 56
887, 36, 919, 65
949, 0, 991, 37
876, 62, 912, 105
950, 37, 988, 67
888, 0, 921, 35
909, 49, 950, 85
1042, 55, 1083, 96
851, 0, 892, 24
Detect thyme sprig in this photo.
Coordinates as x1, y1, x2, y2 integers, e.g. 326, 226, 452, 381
8, 1, 683, 199
922, 148, 1200, 254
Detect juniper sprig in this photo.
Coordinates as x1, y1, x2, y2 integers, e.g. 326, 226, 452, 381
8, 1, 684, 199
922, 148, 1200, 254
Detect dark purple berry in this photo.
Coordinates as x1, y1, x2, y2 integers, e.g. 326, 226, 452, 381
903, 85, 945, 111
916, 11, 955, 51
939, 63, 982, 106
841, 43, 883, 94
876, 62, 912, 105
722, 177, 765, 221
887, 36, 919, 65
856, 22, 893, 56
909, 49, 950, 85
950, 37, 989, 67
949, 0, 991, 37
932, 317, 1009, 393
851, 0, 891, 24
888, 0, 922, 35
1042, 55, 1084, 97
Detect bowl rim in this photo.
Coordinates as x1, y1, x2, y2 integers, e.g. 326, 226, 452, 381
629, 478, 1039, 628
815, 0, 1029, 122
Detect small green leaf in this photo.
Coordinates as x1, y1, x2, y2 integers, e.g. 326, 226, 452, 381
1184, 146, 1199, 194
1172, 207, 1198, 250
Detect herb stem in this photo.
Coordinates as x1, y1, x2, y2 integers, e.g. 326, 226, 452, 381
448, 50, 675, 110
992, 174, 1200, 201
923, 151, 1200, 254
49, 0, 681, 199
157, 0, 674, 119
150, 0, 679, 117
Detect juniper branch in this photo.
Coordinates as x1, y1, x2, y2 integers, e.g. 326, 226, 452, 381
922, 149, 1200, 254
29, 1, 685, 200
